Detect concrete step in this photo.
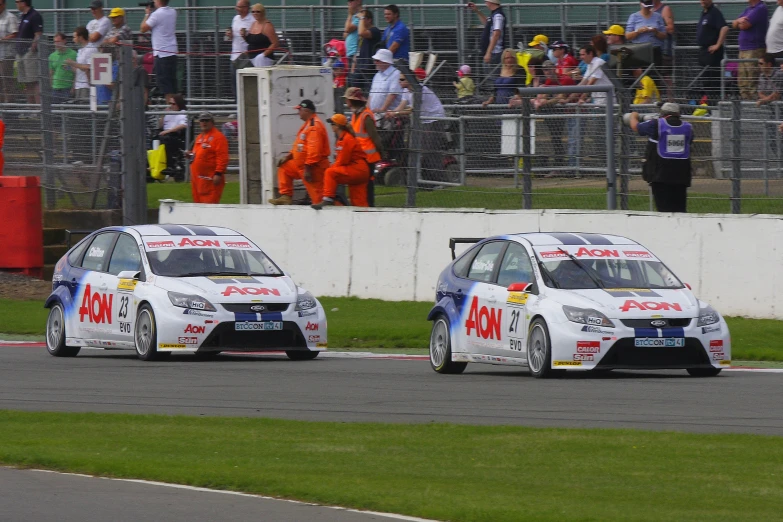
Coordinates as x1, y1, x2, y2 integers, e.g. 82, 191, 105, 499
43, 209, 122, 230
43, 228, 67, 245
44, 245, 69, 265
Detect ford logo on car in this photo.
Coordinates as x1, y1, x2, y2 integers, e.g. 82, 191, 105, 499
250, 305, 266, 312
650, 320, 666, 327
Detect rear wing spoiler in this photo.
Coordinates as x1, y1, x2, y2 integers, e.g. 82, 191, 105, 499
449, 237, 484, 260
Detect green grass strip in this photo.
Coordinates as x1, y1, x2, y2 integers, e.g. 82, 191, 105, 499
0, 411, 781, 521
3, 297, 783, 360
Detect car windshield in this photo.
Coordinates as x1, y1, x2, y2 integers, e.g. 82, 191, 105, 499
539, 258, 683, 290
146, 248, 283, 278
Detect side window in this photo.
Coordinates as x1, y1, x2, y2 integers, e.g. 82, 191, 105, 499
80, 233, 117, 272
107, 234, 142, 276
467, 242, 505, 283
453, 244, 480, 278
67, 238, 90, 266
497, 243, 535, 288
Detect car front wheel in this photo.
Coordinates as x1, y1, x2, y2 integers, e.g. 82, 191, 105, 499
46, 303, 80, 357
134, 304, 161, 361
429, 315, 467, 374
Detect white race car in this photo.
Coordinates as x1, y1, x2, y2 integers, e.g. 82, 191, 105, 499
428, 233, 730, 378
45, 225, 327, 361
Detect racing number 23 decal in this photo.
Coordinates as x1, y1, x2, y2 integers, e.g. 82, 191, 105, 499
118, 296, 131, 334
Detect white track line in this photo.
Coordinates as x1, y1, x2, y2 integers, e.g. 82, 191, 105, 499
24, 469, 439, 521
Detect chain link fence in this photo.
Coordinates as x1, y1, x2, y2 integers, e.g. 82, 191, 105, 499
2, 1, 783, 214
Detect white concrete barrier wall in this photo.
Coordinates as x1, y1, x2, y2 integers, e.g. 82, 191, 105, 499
159, 203, 782, 319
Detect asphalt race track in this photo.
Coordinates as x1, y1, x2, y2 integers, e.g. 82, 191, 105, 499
1, 345, 782, 436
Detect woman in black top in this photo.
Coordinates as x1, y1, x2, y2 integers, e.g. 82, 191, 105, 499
242, 3, 279, 66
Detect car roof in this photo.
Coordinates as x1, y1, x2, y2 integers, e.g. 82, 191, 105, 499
506, 232, 640, 247
120, 224, 242, 238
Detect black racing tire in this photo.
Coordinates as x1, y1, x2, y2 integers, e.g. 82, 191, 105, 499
134, 304, 161, 361
46, 303, 80, 357
444, 162, 461, 184
429, 314, 467, 374
527, 318, 556, 378
286, 350, 319, 361
384, 167, 407, 187
687, 367, 722, 377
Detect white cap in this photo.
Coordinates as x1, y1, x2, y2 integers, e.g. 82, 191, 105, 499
372, 48, 394, 65
660, 102, 680, 115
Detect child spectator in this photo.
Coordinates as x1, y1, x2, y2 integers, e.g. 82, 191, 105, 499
454, 65, 475, 99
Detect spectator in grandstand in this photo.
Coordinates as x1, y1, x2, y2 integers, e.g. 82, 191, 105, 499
15, 0, 43, 105
349, 9, 381, 91
696, 0, 728, 104
186, 112, 229, 204
381, 4, 409, 60
65, 26, 97, 100
242, 3, 278, 67
529, 61, 570, 177
454, 64, 476, 99
0, 0, 18, 106
632, 66, 660, 104
603, 25, 626, 45
369, 48, 402, 114
226, 0, 252, 87
157, 93, 187, 180
312, 113, 370, 209
343, 0, 362, 65
141, 0, 179, 99
551, 41, 577, 83
575, 34, 610, 77
569, 44, 612, 106
269, 99, 330, 206
48, 32, 76, 104
86, 0, 111, 48
766, 0, 783, 59
390, 70, 447, 182
102, 8, 131, 49
626, 0, 666, 66
468, 0, 506, 68
482, 48, 524, 106
651, 0, 675, 69
628, 102, 692, 212
732, 0, 768, 100
756, 53, 783, 106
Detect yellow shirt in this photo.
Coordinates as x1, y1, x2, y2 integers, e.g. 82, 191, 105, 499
633, 75, 660, 105
456, 76, 475, 98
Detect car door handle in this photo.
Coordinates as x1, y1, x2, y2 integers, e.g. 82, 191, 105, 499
488, 296, 497, 304
99, 283, 108, 291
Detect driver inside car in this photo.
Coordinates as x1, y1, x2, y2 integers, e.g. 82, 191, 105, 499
551, 261, 597, 289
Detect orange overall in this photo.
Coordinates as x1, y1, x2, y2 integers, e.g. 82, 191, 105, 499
323, 131, 370, 207
189, 127, 229, 203
0, 119, 5, 176
277, 115, 330, 204
351, 108, 382, 164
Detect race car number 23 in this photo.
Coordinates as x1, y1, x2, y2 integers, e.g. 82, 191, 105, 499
118, 296, 129, 319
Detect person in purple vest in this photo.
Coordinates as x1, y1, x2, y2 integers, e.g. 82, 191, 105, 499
629, 102, 693, 213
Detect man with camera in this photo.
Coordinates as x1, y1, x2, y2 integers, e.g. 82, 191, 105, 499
140, 0, 178, 99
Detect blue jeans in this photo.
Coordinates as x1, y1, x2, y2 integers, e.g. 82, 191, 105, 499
567, 117, 579, 168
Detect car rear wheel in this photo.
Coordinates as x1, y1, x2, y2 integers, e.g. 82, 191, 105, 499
286, 350, 319, 361
46, 303, 80, 357
429, 315, 467, 374
687, 367, 722, 377
134, 305, 161, 361
527, 318, 555, 378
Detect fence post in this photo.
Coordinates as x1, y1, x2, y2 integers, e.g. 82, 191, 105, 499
185, 0, 193, 100
606, 87, 616, 210
120, 44, 148, 226
731, 99, 741, 214
618, 90, 630, 210
37, 40, 56, 210
407, 74, 422, 208
522, 98, 532, 210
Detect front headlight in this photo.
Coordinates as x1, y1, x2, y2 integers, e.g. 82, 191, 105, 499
696, 305, 720, 327
167, 291, 217, 312
562, 305, 615, 328
296, 291, 317, 311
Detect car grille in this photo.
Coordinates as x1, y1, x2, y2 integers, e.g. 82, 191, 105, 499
200, 321, 306, 349
620, 318, 692, 328
221, 303, 290, 313
596, 338, 710, 369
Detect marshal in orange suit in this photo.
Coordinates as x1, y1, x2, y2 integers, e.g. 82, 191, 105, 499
187, 112, 229, 204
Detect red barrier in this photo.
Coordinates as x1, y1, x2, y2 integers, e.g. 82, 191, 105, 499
0, 177, 43, 279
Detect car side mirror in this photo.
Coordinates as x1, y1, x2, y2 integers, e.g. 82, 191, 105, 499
117, 270, 141, 280
507, 282, 534, 293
